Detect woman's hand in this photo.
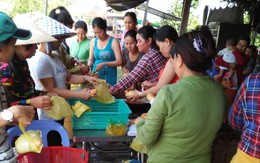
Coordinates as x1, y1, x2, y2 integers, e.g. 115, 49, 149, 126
84, 76, 99, 85
141, 81, 155, 90
30, 96, 52, 110
79, 65, 89, 75
125, 89, 142, 101
106, 83, 112, 89
47, 92, 57, 96
95, 62, 106, 72
9, 105, 35, 126
77, 88, 95, 100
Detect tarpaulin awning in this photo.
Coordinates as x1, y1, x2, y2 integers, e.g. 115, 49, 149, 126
137, 3, 180, 21
105, 0, 147, 11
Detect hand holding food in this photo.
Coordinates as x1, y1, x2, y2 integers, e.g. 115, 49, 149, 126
146, 93, 155, 102
89, 88, 98, 96
30, 95, 52, 110
125, 89, 135, 98
125, 89, 143, 100
84, 76, 99, 84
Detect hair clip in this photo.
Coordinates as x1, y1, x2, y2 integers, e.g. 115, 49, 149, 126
193, 38, 206, 53
55, 9, 61, 14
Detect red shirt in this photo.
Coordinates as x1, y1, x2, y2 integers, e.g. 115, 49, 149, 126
158, 64, 179, 84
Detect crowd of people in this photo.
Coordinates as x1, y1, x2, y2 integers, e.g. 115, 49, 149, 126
0, 6, 259, 163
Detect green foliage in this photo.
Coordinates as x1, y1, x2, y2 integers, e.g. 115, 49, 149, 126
251, 32, 260, 47
244, 11, 259, 47
191, 0, 199, 8
7, 0, 74, 17
160, 0, 200, 34
9, 0, 44, 17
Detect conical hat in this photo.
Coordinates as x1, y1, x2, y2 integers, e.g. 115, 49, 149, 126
16, 12, 76, 39
13, 15, 57, 45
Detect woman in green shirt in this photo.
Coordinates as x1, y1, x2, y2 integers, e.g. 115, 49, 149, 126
135, 26, 227, 163
70, 20, 91, 64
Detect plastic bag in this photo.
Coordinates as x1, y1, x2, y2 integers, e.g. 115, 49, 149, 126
15, 123, 43, 154
106, 120, 127, 136
45, 96, 73, 119
130, 137, 147, 154
71, 101, 91, 118
94, 79, 115, 104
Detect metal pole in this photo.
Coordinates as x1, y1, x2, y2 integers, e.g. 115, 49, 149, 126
143, 0, 149, 26
44, 0, 48, 15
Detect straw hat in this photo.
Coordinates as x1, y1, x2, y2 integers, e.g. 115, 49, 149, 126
13, 15, 57, 45
15, 12, 76, 40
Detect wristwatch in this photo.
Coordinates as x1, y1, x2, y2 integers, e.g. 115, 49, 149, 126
1, 109, 14, 122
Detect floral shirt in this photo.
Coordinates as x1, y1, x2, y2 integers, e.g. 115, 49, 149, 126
0, 84, 16, 162
0, 54, 44, 105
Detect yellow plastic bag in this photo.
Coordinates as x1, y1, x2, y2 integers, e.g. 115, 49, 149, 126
71, 101, 91, 118
45, 96, 73, 119
15, 123, 43, 154
106, 120, 127, 136
94, 79, 115, 104
130, 137, 147, 154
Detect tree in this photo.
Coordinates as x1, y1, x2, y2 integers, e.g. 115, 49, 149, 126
9, 0, 44, 17
160, 0, 200, 34
8, 0, 74, 17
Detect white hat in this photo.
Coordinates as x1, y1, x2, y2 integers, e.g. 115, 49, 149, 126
13, 15, 57, 45
20, 12, 76, 39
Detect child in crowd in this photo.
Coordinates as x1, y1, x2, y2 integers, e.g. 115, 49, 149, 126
243, 45, 257, 76
215, 39, 237, 86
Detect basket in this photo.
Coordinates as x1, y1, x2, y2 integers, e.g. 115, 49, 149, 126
16, 146, 88, 163
68, 98, 132, 129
